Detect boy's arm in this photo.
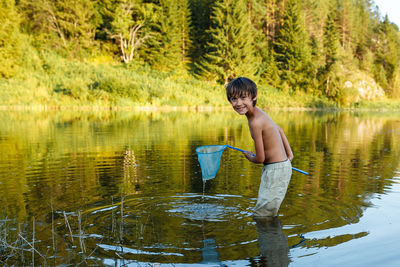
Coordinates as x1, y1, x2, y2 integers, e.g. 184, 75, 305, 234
278, 126, 294, 161
243, 122, 265, 163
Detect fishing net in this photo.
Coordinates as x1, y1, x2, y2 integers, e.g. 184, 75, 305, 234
196, 145, 308, 180
196, 145, 227, 180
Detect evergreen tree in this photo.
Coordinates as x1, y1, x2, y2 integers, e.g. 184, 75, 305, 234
323, 8, 340, 71
247, 0, 279, 42
140, 0, 192, 71
176, 0, 192, 65
373, 16, 400, 96
319, 6, 343, 99
353, 0, 372, 65
273, 0, 313, 92
96, 0, 119, 41
199, 0, 260, 84
247, 0, 280, 86
188, 0, 214, 69
0, 0, 23, 77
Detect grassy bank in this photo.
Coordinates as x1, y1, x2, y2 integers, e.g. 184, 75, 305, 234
0, 51, 399, 110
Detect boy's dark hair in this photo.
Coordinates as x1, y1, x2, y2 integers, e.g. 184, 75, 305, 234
226, 77, 257, 106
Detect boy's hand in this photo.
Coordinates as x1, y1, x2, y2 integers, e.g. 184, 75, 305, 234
243, 151, 255, 162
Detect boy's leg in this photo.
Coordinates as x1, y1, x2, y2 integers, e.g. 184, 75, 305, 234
253, 161, 292, 218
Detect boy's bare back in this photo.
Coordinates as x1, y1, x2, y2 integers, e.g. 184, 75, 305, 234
247, 107, 292, 164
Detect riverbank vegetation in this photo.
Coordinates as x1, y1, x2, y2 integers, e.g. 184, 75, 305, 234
1, 0, 400, 109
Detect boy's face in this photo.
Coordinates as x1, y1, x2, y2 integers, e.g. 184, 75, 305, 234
229, 94, 256, 115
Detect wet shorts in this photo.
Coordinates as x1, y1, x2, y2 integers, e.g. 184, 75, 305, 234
253, 159, 292, 217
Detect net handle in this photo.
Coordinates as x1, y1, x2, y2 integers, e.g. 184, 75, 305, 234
226, 145, 246, 153
226, 145, 308, 175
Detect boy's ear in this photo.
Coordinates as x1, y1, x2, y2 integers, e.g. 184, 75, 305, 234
252, 95, 257, 101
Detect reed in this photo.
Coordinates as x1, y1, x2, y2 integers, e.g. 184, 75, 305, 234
0, 210, 99, 265
0, 195, 154, 265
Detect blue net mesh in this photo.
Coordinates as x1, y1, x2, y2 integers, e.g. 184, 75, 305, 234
196, 145, 227, 180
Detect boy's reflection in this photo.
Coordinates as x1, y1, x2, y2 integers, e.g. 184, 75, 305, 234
254, 217, 291, 267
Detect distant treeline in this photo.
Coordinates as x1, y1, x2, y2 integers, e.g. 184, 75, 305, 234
1, 0, 400, 104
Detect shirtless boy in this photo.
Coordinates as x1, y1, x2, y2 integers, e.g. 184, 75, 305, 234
226, 77, 294, 217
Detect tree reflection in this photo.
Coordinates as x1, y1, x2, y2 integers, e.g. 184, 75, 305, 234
0, 110, 400, 264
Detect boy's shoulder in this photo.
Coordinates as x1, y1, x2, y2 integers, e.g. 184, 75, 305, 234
249, 108, 275, 127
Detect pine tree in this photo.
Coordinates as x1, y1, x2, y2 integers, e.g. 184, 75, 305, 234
323, 8, 340, 71
353, 0, 372, 65
0, 0, 23, 77
335, 0, 357, 51
96, 0, 120, 41
319, 6, 343, 98
140, 0, 192, 71
273, 0, 313, 92
188, 0, 214, 69
199, 0, 260, 84
247, 0, 280, 86
373, 16, 400, 96
247, 0, 279, 42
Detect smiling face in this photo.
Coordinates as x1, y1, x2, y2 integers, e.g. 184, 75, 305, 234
225, 77, 258, 113
229, 93, 257, 115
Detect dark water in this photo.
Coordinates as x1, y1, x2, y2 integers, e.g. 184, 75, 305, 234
0, 110, 399, 266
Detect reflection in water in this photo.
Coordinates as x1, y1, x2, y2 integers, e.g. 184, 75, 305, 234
255, 217, 291, 267
201, 238, 221, 265
0, 110, 400, 265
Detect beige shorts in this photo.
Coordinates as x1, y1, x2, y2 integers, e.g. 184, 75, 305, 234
253, 159, 292, 217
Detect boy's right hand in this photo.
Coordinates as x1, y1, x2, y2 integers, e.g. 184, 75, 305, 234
243, 151, 255, 162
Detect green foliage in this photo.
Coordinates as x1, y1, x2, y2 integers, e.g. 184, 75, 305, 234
139, 0, 192, 71
372, 17, 400, 96
198, 0, 260, 83
323, 8, 340, 71
18, 0, 100, 54
1, 0, 400, 107
317, 4, 344, 102
0, 0, 23, 78
107, 0, 153, 63
187, 0, 213, 68
0, 50, 229, 108
273, 0, 313, 92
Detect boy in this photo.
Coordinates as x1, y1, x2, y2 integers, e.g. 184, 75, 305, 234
226, 77, 293, 218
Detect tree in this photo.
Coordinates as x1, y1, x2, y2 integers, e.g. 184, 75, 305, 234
138, 0, 192, 71
198, 0, 260, 84
18, 0, 100, 52
109, 0, 151, 63
373, 16, 400, 96
273, 0, 313, 92
248, 0, 280, 42
188, 0, 214, 68
247, 0, 280, 86
319, 6, 344, 99
323, 8, 340, 71
0, 0, 23, 77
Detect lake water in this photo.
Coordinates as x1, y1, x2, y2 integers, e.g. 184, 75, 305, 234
0, 110, 399, 266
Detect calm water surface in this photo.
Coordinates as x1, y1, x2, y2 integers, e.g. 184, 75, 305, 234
0, 110, 399, 266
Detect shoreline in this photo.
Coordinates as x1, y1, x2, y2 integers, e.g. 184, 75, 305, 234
1, 104, 400, 112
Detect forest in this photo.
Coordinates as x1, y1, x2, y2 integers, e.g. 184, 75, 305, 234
1, 0, 400, 107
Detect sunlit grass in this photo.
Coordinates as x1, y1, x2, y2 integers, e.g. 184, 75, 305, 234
0, 51, 399, 110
